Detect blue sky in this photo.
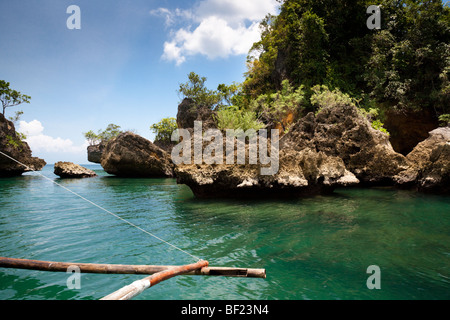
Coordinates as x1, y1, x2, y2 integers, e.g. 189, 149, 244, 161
0, 0, 279, 164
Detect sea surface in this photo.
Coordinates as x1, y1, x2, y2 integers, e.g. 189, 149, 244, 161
0, 165, 449, 300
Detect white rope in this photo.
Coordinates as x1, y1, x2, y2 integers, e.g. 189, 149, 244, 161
0, 150, 202, 262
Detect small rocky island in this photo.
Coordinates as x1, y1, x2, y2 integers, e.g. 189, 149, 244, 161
54, 162, 97, 178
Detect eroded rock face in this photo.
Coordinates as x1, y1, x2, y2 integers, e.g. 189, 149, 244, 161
87, 142, 106, 164
0, 113, 46, 177
384, 108, 438, 155
54, 162, 97, 178
174, 129, 359, 198
101, 132, 174, 177
281, 105, 408, 185
177, 98, 217, 130
394, 126, 450, 193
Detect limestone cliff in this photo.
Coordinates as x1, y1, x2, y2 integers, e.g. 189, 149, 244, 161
100, 132, 174, 178
0, 113, 46, 176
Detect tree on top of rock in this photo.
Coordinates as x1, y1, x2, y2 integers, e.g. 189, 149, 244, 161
0, 80, 31, 116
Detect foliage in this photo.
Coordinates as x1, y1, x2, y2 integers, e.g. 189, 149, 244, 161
310, 85, 356, 114
83, 124, 123, 146
83, 130, 101, 146
150, 117, 178, 142
98, 124, 122, 141
365, 0, 450, 114
371, 119, 390, 135
243, 0, 450, 119
6, 134, 24, 151
438, 114, 450, 126
0, 80, 31, 116
214, 106, 265, 132
178, 72, 221, 109
311, 85, 389, 135
249, 80, 305, 132
177, 72, 264, 131
8, 110, 24, 124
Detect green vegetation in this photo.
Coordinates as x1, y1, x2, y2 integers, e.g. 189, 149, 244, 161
243, 0, 449, 119
249, 80, 305, 132
178, 72, 221, 108
174, 1, 448, 136
0, 80, 31, 116
83, 124, 123, 146
8, 110, 24, 124
214, 106, 265, 132
6, 134, 24, 151
439, 114, 450, 126
311, 84, 389, 134
150, 117, 178, 142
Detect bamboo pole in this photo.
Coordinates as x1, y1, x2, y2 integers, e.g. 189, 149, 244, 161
0, 257, 266, 278
101, 260, 209, 300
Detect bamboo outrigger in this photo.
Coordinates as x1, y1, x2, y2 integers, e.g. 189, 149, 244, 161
0, 257, 266, 300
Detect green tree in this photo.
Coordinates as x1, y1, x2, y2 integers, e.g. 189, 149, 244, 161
83, 130, 101, 146
0, 80, 31, 116
98, 124, 122, 141
83, 124, 122, 145
364, 0, 450, 115
150, 118, 178, 143
178, 72, 221, 108
214, 106, 265, 132
244, 0, 449, 119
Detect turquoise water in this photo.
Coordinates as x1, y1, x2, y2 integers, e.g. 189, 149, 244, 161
0, 165, 449, 300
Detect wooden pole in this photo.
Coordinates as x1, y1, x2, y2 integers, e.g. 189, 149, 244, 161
101, 260, 209, 300
0, 257, 266, 278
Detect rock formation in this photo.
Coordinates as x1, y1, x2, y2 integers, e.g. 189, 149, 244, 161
54, 162, 97, 178
175, 145, 359, 198
177, 98, 217, 130
384, 108, 438, 155
101, 132, 174, 177
281, 105, 408, 185
174, 118, 360, 198
87, 142, 106, 164
0, 113, 46, 177
174, 103, 417, 198
394, 126, 450, 193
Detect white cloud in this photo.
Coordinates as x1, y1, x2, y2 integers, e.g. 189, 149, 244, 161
153, 0, 279, 65
18, 120, 88, 154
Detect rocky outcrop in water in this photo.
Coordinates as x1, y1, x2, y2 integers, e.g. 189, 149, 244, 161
394, 126, 450, 193
0, 113, 46, 177
175, 143, 359, 198
281, 105, 408, 185
174, 103, 413, 198
101, 132, 174, 177
54, 161, 97, 178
